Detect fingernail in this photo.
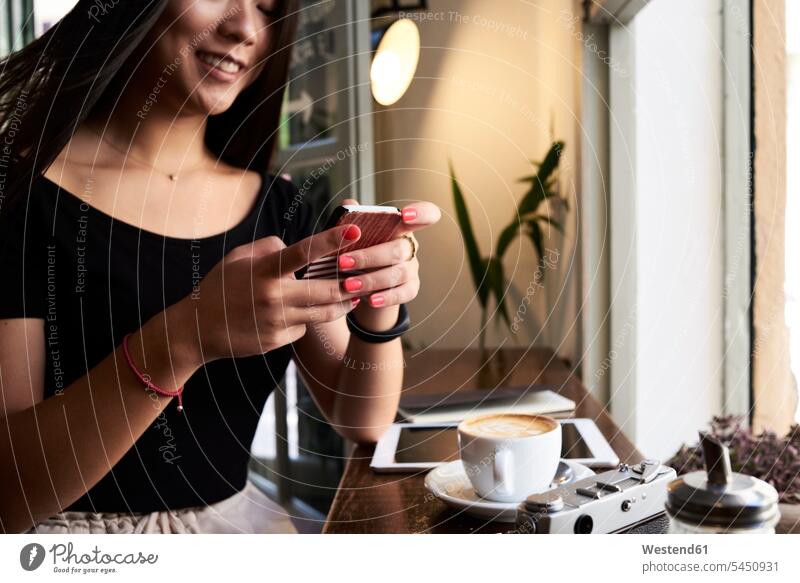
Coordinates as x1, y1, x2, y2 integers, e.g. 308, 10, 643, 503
370, 294, 385, 307
351, 297, 361, 307
343, 225, 361, 241
338, 255, 356, 269
344, 278, 363, 292
402, 207, 417, 222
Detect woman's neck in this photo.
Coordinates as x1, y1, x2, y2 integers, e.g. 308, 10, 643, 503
86, 85, 211, 172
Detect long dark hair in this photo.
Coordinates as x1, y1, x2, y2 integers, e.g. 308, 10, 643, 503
0, 0, 297, 213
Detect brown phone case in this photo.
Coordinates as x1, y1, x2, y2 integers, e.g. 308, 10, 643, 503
299, 206, 402, 280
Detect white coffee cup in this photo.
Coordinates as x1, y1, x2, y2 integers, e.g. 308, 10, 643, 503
457, 412, 562, 502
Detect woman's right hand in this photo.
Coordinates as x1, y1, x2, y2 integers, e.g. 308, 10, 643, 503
172, 223, 364, 366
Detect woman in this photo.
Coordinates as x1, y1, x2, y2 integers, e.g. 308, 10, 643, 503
0, 0, 439, 534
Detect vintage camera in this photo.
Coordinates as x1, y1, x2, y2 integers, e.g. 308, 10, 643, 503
515, 459, 676, 534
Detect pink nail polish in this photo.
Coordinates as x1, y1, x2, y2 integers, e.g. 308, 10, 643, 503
351, 297, 361, 306
370, 294, 385, 307
339, 255, 356, 269
343, 225, 361, 241
344, 278, 363, 293
402, 207, 417, 222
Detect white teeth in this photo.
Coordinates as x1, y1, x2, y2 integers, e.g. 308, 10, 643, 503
197, 51, 241, 74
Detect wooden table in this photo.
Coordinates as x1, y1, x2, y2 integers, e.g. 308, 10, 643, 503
322, 347, 643, 534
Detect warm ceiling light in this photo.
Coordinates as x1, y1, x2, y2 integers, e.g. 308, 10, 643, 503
370, 18, 420, 106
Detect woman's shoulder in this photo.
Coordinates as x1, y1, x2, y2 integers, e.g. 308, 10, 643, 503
249, 170, 315, 243
0, 174, 54, 320
0, 172, 57, 227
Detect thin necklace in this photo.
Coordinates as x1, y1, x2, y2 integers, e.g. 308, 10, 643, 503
86, 124, 205, 182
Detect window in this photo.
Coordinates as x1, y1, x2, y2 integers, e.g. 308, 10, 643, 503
601, 0, 727, 460
1, 0, 34, 55
33, 0, 76, 37
580, 0, 800, 456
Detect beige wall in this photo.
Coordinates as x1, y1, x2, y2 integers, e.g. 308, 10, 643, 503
374, 0, 581, 358
752, 0, 797, 434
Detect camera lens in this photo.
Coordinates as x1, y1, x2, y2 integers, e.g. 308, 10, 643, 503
516, 514, 537, 534
574, 514, 594, 534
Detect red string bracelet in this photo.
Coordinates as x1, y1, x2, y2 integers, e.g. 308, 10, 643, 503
122, 333, 184, 412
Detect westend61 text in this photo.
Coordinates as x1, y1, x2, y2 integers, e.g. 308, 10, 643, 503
642, 544, 708, 555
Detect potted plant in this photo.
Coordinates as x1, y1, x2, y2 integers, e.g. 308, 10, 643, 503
449, 140, 568, 373
667, 415, 800, 533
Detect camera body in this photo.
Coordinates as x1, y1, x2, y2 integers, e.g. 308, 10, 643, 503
515, 459, 676, 534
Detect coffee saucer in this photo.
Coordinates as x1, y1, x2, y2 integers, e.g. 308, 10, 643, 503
424, 460, 595, 523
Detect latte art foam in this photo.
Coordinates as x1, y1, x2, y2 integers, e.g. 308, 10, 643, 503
463, 414, 554, 438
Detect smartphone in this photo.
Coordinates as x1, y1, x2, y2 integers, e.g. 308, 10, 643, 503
297, 204, 402, 280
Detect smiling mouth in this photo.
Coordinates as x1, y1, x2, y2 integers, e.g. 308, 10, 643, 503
195, 50, 246, 79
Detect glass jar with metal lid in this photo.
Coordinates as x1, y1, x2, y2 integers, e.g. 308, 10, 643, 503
666, 433, 780, 533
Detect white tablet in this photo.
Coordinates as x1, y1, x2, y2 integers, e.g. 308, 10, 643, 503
370, 419, 620, 473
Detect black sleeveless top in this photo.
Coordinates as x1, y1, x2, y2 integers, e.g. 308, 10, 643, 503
0, 171, 315, 513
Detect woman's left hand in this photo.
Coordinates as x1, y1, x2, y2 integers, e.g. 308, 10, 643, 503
336, 199, 440, 309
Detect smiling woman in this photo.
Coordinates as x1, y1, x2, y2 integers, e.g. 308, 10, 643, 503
1, 1, 299, 205
0, 0, 439, 535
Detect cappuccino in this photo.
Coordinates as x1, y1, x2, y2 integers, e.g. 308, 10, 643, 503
458, 413, 562, 501
461, 413, 555, 439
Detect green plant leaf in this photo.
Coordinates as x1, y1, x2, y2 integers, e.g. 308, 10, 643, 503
449, 160, 487, 307
517, 182, 547, 218
531, 214, 564, 234
486, 256, 510, 326
496, 141, 567, 267
518, 142, 564, 183
495, 222, 519, 259
525, 220, 545, 266
476, 257, 490, 306
516, 141, 564, 218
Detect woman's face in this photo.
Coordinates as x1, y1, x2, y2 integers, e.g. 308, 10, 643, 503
141, 0, 279, 116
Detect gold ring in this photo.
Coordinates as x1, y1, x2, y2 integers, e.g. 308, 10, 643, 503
403, 233, 418, 261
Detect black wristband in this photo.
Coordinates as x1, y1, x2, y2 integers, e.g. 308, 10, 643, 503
346, 303, 410, 343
